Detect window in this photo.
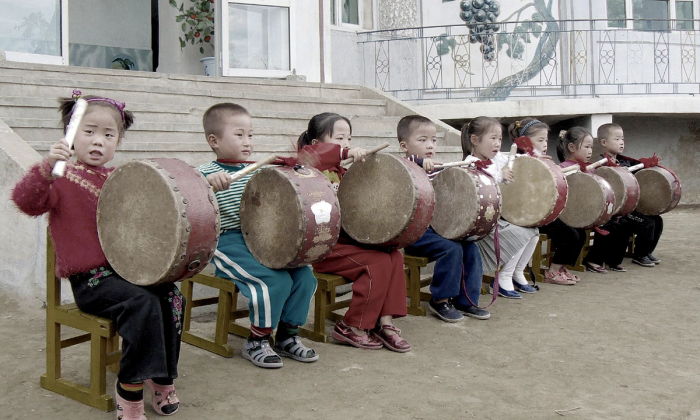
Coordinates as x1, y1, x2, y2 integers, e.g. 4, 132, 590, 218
0, 0, 68, 65
607, 0, 627, 28
331, 0, 360, 27
633, 0, 669, 30
676, 0, 694, 29
227, 3, 290, 71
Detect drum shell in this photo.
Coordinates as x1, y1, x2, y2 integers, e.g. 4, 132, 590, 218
594, 166, 640, 216
240, 166, 341, 269
431, 166, 501, 241
635, 166, 682, 215
98, 158, 220, 286
558, 172, 615, 229
337, 154, 434, 249
500, 156, 568, 227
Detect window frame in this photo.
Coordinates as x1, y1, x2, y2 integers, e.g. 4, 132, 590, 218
330, 0, 363, 29
3, 0, 69, 66
606, 0, 696, 30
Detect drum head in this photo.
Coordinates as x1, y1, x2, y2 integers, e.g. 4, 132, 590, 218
337, 154, 417, 245
432, 167, 484, 240
241, 167, 306, 269
98, 161, 185, 286
636, 168, 675, 215
500, 157, 561, 227
558, 172, 613, 229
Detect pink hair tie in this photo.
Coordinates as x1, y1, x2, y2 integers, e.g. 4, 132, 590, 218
71, 89, 126, 122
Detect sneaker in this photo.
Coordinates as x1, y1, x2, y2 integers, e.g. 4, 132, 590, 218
489, 283, 522, 299
513, 282, 537, 294
647, 254, 660, 264
428, 299, 464, 323
242, 336, 283, 368
608, 264, 627, 272
452, 302, 491, 320
632, 256, 655, 267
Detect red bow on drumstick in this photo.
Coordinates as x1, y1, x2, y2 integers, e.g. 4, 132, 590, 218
604, 155, 619, 167
513, 136, 534, 155
639, 153, 660, 168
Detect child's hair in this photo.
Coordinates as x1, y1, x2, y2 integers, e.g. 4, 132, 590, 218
556, 126, 592, 162
59, 92, 134, 139
202, 102, 250, 138
297, 112, 352, 150
397, 115, 434, 143
508, 117, 549, 140
596, 122, 622, 141
460, 116, 501, 159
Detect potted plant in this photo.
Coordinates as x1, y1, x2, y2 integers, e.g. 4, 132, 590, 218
170, 0, 216, 74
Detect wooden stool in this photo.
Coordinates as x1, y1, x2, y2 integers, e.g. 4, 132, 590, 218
181, 271, 251, 358
40, 235, 121, 412
404, 255, 432, 316
299, 272, 351, 343
573, 230, 594, 271
530, 234, 554, 283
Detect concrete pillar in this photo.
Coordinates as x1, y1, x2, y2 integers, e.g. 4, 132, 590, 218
588, 114, 613, 139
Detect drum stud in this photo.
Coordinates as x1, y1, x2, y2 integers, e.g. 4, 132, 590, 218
187, 260, 201, 271
169, 174, 175, 179
173, 186, 179, 192
180, 254, 186, 260
182, 241, 188, 247
208, 194, 214, 202
186, 227, 191, 232
156, 165, 163, 169
182, 212, 187, 218
182, 198, 188, 204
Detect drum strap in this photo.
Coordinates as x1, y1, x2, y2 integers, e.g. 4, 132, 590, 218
460, 225, 500, 309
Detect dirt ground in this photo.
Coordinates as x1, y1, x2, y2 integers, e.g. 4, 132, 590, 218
1, 208, 699, 420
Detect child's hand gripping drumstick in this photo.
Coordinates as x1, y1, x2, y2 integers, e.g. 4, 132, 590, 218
503, 143, 518, 184
434, 156, 481, 169
340, 142, 390, 166
227, 154, 277, 183
585, 157, 608, 172
51, 99, 88, 177
206, 154, 277, 192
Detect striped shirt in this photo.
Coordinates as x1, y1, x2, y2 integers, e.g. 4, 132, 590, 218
198, 161, 259, 232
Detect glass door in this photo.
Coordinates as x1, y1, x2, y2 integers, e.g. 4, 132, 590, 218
0, 0, 68, 65
219, 0, 294, 78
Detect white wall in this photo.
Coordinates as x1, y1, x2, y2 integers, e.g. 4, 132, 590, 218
157, 0, 210, 75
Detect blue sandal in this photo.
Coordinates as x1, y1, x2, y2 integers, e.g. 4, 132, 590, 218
242, 336, 283, 369
274, 336, 319, 363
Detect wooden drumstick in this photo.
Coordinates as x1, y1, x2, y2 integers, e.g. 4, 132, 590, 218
561, 165, 580, 174
585, 158, 608, 172
340, 142, 390, 166
564, 167, 580, 176
503, 143, 518, 184
227, 154, 277, 183
627, 163, 645, 172
52, 99, 88, 177
434, 156, 480, 169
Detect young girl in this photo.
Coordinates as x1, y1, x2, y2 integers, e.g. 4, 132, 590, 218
12, 91, 182, 420
557, 127, 631, 273
462, 117, 539, 299
298, 112, 411, 352
508, 119, 581, 285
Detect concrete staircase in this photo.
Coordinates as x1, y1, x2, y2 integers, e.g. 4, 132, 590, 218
0, 60, 462, 168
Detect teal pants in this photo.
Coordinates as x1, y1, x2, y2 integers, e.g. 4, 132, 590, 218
212, 230, 317, 329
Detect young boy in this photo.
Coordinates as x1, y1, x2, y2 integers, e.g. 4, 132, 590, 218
598, 123, 663, 267
198, 103, 319, 368
399, 115, 490, 322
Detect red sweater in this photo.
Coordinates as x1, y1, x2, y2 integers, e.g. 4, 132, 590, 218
12, 159, 113, 277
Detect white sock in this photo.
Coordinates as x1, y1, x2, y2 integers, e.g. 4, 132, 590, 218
513, 235, 539, 285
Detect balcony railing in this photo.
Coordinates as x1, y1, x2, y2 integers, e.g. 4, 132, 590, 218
358, 19, 700, 101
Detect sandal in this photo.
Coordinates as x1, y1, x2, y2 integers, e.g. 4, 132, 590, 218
559, 267, 580, 282
274, 336, 319, 363
543, 270, 576, 285
332, 320, 383, 350
242, 336, 283, 368
144, 380, 179, 416
371, 324, 411, 353
115, 381, 147, 420
608, 264, 627, 272
583, 261, 608, 274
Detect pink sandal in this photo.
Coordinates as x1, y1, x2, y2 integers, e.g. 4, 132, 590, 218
544, 270, 576, 285
144, 379, 179, 416
115, 382, 147, 420
371, 324, 411, 353
559, 267, 580, 282
332, 320, 383, 349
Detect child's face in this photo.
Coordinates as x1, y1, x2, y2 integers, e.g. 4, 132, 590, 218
316, 119, 351, 149
472, 124, 502, 160
73, 106, 120, 167
209, 113, 254, 160
529, 128, 548, 154
601, 127, 625, 155
400, 123, 437, 159
569, 135, 594, 162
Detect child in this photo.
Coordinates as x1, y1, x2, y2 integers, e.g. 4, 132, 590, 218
400, 115, 489, 321
12, 91, 182, 420
198, 103, 319, 368
557, 127, 632, 273
461, 117, 540, 299
299, 112, 411, 352
598, 123, 663, 267
509, 119, 581, 285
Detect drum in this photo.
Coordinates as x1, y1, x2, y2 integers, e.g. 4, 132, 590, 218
337, 154, 434, 248
240, 165, 341, 269
499, 156, 568, 227
594, 166, 640, 216
97, 158, 220, 286
558, 172, 616, 229
431, 166, 501, 241
634, 166, 682, 215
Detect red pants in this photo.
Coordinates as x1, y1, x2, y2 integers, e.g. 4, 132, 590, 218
313, 240, 407, 330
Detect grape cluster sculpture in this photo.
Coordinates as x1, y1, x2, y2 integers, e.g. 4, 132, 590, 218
459, 0, 500, 61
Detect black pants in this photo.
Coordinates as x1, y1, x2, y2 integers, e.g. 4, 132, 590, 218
69, 267, 185, 384
539, 219, 587, 267
621, 212, 663, 258
583, 218, 633, 266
